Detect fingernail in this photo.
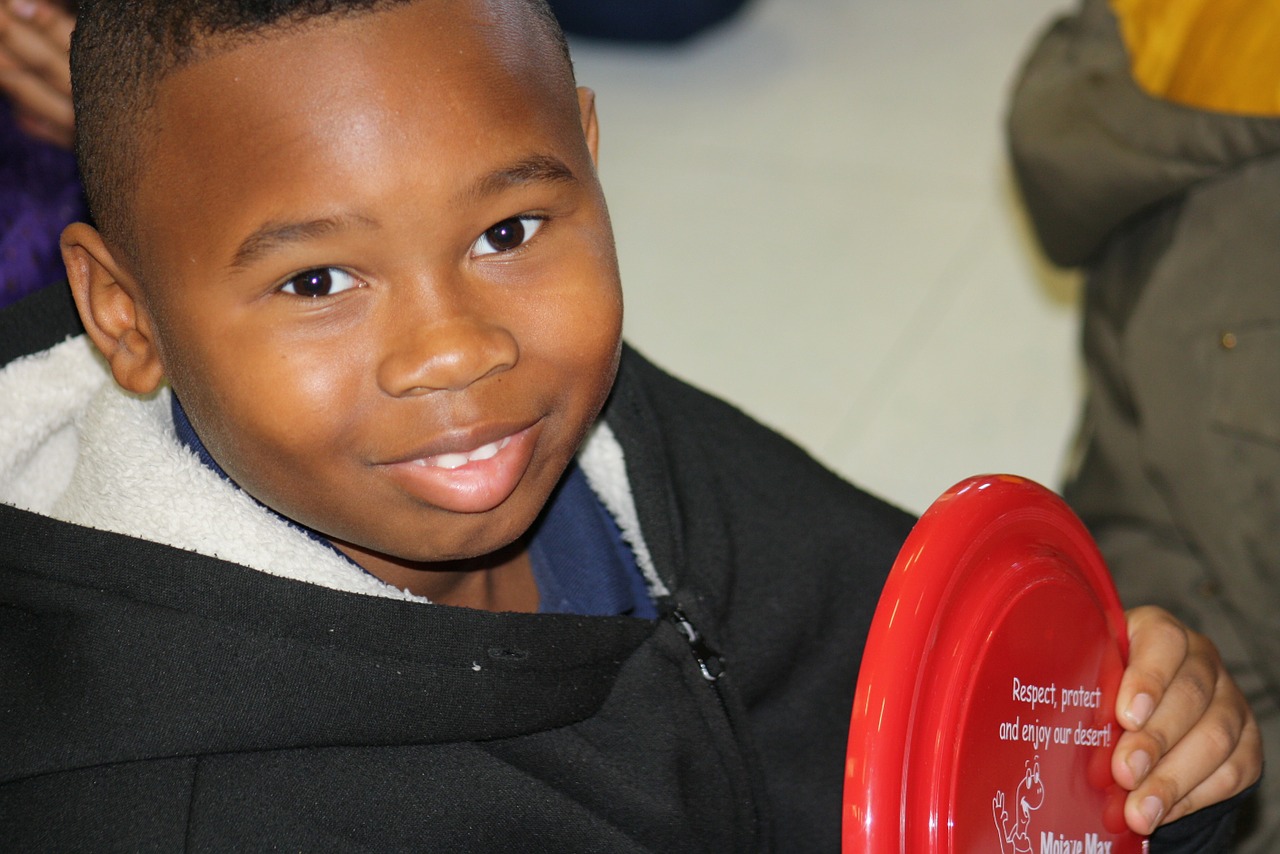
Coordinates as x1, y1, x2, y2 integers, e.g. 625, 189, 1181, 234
1125, 693, 1155, 727
1140, 795, 1164, 831
9, 0, 37, 20
1126, 749, 1151, 782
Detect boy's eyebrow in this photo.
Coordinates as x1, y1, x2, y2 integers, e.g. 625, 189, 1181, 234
464, 154, 579, 203
228, 156, 575, 268
230, 213, 378, 269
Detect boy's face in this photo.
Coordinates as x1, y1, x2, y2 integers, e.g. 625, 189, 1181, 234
101, 2, 622, 569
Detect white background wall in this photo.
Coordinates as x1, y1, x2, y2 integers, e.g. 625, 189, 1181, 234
572, 0, 1082, 515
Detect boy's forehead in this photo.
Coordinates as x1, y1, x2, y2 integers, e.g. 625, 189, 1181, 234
130, 0, 584, 273
142, 0, 577, 178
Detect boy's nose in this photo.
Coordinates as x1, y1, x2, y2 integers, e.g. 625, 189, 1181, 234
377, 315, 519, 396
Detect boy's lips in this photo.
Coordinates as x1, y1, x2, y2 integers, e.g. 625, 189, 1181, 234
379, 422, 541, 514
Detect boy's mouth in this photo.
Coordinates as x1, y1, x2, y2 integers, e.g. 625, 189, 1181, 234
380, 423, 541, 515
414, 436, 512, 470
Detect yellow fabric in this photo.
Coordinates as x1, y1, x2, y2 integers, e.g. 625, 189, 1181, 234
1110, 0, 1280, 115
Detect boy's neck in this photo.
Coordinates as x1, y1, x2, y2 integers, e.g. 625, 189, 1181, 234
331, 535, 540, 611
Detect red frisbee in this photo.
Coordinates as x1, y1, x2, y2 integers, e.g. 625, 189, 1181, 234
843, 475, 1146, 853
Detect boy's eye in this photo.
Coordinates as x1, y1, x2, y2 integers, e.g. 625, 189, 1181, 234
472, 216, 544, 256
279, 268, 360, 298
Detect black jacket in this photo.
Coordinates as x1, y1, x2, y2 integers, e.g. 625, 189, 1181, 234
0, 284, 1241, 850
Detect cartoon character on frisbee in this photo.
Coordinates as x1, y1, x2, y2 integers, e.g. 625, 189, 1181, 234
993, 756, 1045, 854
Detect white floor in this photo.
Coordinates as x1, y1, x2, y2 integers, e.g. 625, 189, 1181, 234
571, 0, 1085, 516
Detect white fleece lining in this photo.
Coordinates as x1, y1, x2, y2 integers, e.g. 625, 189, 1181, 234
578, 423, 669, 598
2, 334, 667, 603
0, 335, 102, 512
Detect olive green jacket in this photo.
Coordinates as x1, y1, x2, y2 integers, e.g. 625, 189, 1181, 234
1009, 0, 1280, 747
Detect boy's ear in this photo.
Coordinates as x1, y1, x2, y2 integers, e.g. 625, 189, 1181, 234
60, 222, 166, 395
577, 86, 600, 166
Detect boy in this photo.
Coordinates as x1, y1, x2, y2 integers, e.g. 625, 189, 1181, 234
0, 0, 1260, 848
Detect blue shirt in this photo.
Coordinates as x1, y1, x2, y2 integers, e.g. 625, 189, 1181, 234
171, 395, 654, 618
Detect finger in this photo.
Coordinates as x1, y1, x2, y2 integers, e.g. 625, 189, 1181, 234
21, 0, 75, 53
0, 68, 74, 143
1116, 606, 1190, 732
0, 1, 71, 94
0, 37, 19, 71
1160, 714, 1263, 826
1112, 632, 1219, 795
1126, 704, 1261, 833
1121, 676, 1247, 833
14, 103, 73, 147
1119, 659, 1258, 834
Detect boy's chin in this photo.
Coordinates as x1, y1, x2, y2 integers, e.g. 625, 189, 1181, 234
333, 529, 530, 572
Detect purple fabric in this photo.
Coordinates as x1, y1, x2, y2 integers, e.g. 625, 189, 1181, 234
0, 99, 86, 308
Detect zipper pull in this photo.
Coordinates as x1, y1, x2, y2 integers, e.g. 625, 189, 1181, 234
670, 608, 724, 682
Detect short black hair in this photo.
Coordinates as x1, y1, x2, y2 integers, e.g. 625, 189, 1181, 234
70, 0, 572, 264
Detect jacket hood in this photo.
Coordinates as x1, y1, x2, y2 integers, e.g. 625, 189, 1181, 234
1007, 0, 1280, 266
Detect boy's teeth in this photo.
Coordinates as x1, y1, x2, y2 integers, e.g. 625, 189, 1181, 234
433, 453, 469, 470
469, 440, 503, 462
419, 437, 510, 469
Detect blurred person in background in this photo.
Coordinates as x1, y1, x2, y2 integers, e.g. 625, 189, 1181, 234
1008, 1, 1280, 850
0, 0, 83, 307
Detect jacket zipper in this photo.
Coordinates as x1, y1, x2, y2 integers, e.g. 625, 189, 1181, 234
668, 607, 766, 849
669, 607, 724, 682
